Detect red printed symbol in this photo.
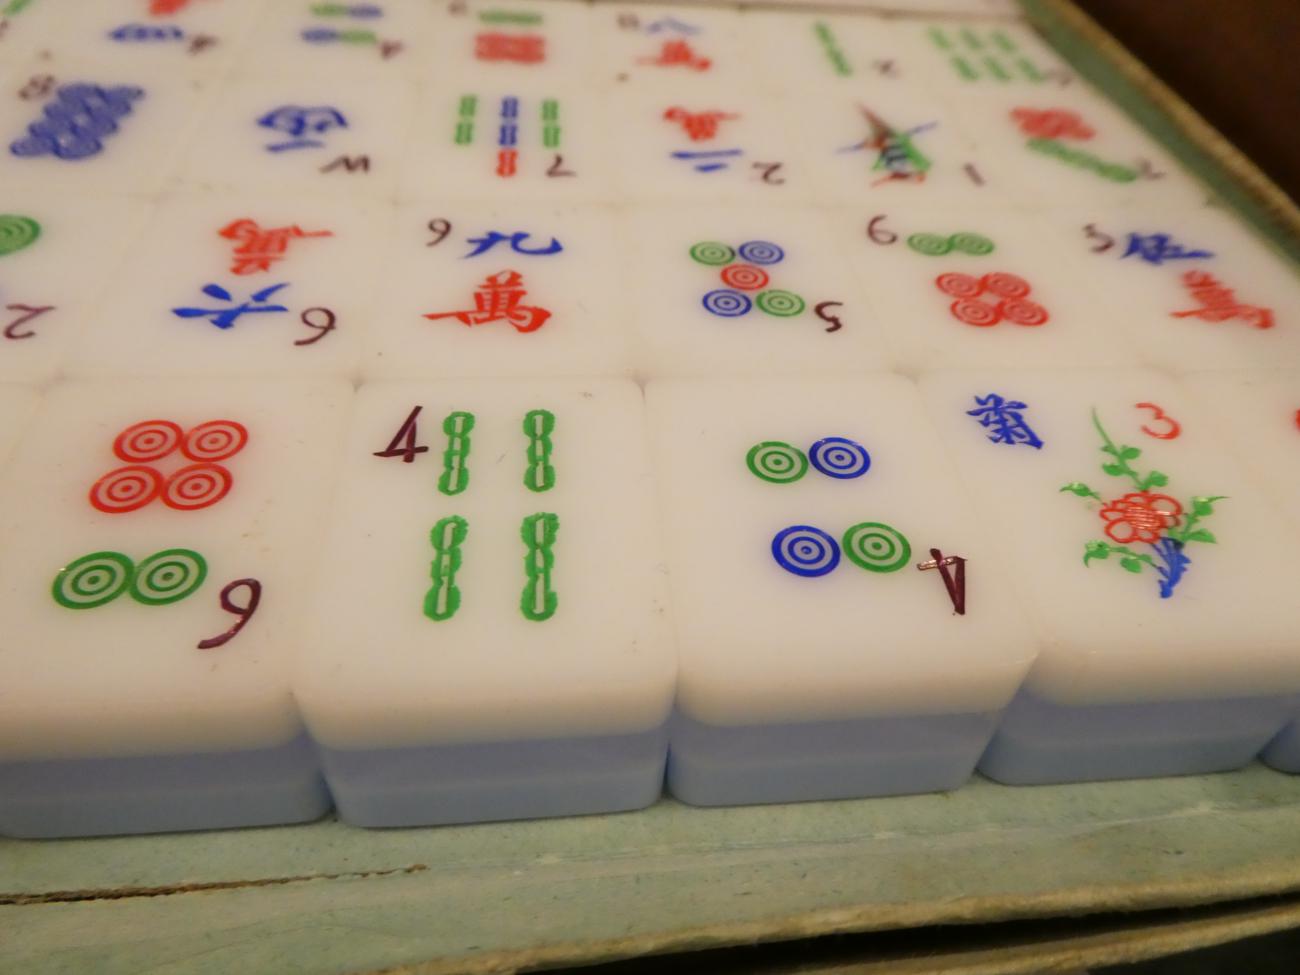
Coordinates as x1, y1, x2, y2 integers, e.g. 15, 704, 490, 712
476, 33, 545, 63
1010, 107, 1095, 141
218, 219, 332, 275
638, 40, 711, 71
423, 270, 551, 333
1135, 402, 1180, 440
90, 419, 248, 515
720, 264, 769, 291
1171, 271, 1275, 330
934, 272, 1049, 327
663, 106, 738, 142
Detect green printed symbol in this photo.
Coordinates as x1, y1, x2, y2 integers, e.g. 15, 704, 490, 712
520, 512, 558, 622
813, 21, 852, 77
756, 290, 805, 317
455, 94, 477, 145
746, 441, 808, 484
842, 522, 911, 573
927, 26, 1051, 84
479, 9, 543, 25
129, 549, 208, 606
438, 411, 475, 496
541, 99, 561, 149
52, 551, 134, 609
424, 516, 467, 622
689, 241, 736, 266
0, 215, 40, 257
1025, 138, 1137, 183
906, 232, 995, 257
523, 409, 556, 493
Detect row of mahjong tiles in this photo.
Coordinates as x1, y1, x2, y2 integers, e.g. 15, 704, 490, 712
0, 370, 1299, 837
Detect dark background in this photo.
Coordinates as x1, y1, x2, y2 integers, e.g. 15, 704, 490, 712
1076, 0, 1300, 205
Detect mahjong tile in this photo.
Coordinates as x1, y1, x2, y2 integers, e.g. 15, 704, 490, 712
0, 194, 152, 384
427, 0, 591, 88
399, 86, 608, 203
0, 378, 352, 837
66, 193, 384, 380
907, 18, 1076, 92
295, 379, 675, 826
785, 84, 1014, 209
0, 64, 214, 195
919, 369, 1300, 781
831, 207, 1128, 372
32, 0, 259, 79
609, 87, 811, 203
0, 0, 68, 63
0, 382, 38, 467
1042, 206, 1300, 372
178, 75, 414, 198
364, 203, 630, 381
647, 376, 1036, 805
236, 1, 431, 80
591, 3, 756, 91
625, 205, 888, 378
1187, 371, 1300, 533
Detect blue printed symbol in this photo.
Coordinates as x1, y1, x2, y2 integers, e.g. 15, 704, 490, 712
645, 17, 700, 35
701, 289, 751, 317
257, 105, 347, 152
671, 148, 743, 173
966, 393, 1044, 449
808, 437, 871, 479
1121, 232, 1214, 266
772, 525, 840, 577
172, 283, 290, 330
9, 83, 145, 161
464, 231, 563, 258
108, 24, 185, 42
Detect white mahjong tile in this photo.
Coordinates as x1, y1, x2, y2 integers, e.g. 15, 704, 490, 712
66, 192, 384, 380
1187, 371, 1300, 533
0, 64, 214, 195
784, 84, 1015, 209
830, 207, 1129, 372
31, 0, 259, 78
0, 194, 152, 384
590, 3, 756, 91
624, 205, 889, 379
427, 0, 591, 88
399, 86, 608, 203
646, 375, 1035, 733
177, 75, 415, 198
295, 379, 675, 762
907, 18, 1076, 93
0, 382, 38, 468
608, 87, 812, 203
1038, 206, 1300, 372
948, 88, 1208, 208
236, 0, 432, 80
364, 203, 631, 381
919, 368, 1300, 706
0, 378, 352, 762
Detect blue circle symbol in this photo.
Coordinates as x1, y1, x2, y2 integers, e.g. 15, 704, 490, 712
772, 525, 841, 577
809, 437, 871, 479
737, 240, 785, 265
702, 289, 752, 318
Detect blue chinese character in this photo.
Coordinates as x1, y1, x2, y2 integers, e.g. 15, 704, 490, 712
1121, 233, 1214, 266
108, 24, 185, 42
172, 283, 290, 330
966, 393, 1044, 449
463, 231, 563, 258
257, 105, 347, 152
670, 148, 743, 173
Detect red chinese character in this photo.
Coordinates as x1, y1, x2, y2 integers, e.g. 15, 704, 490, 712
1170, 270, 1274, 330
1010, 107, 1095, 141
217, 219, 333, 275
423, 270, 552, 333
475, 32, 546, 64
663, 106, 738, 142
149, 0, 203, 13
638, 39, 711, 72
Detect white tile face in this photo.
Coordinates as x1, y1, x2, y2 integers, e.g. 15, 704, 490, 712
427, 0, 592, 88
178, 76, 414, 198
919, 369, 1300, 705
832, 208, 1128, 372
400, 88, 607, 203
0, 379, 353, 760
66, 193, 384, 380
237, 1, 431, 80
1041, 207, 1300, 372
0, 65, 213, 195
296, 379, 676, 750
0, 382, 38, 467
592, 4, 756, 91
647, 376, 1036, 727
609, 88, 810, 203
626, 206, 889, 378
364, 203, 632, 381
0, 194, 151, 384
1187, 371, 1300, 533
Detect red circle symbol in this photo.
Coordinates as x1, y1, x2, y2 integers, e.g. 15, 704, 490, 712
181, 420, 248, 462
90, 465, 164, 514
935, 272, 982, 298
720, 264, 770, 291
999, 298, 1049, 326
163, 463, 233, 511
981, 272, 1031, 299
951, 298, 1003, 327
113, 420, 183, 463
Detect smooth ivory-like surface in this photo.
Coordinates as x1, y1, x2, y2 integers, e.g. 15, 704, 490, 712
919, 369, 1300, 706
297, 379, 675, 749
647, 375, 1036, 726
0, 383, 38, 468
0, 378, 352, 761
